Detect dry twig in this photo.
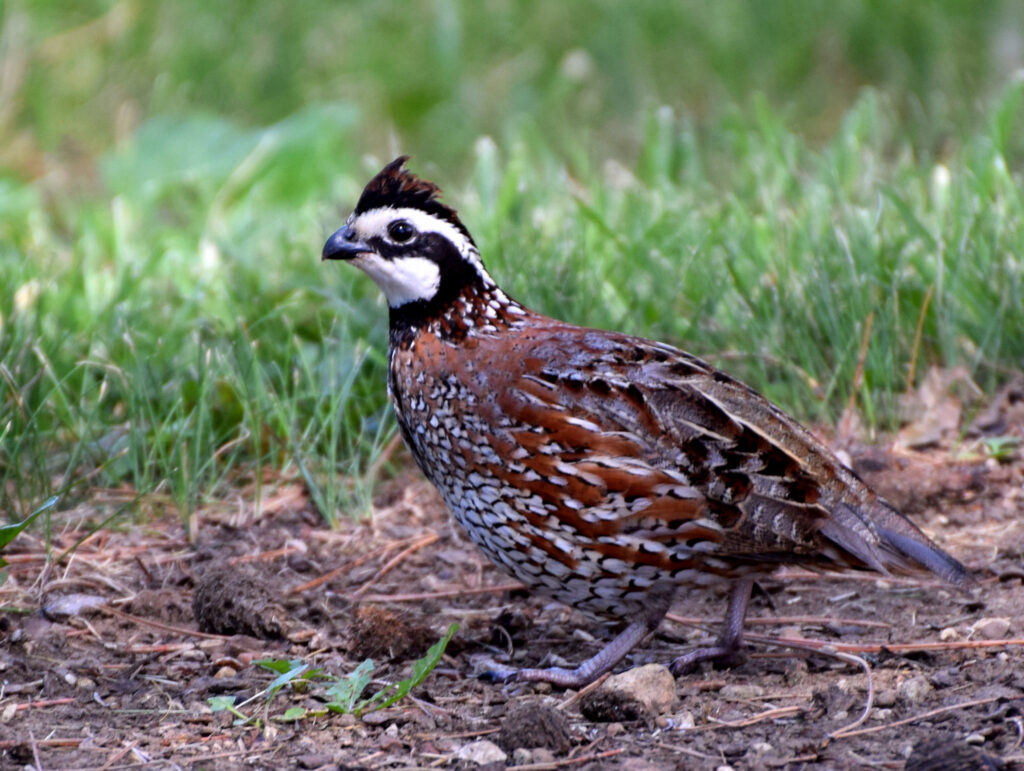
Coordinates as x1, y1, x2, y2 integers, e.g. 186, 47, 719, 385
289, 539, 409, 595
746, 631, 1024, 656
708, 705, 803, 728
28, 730, 42, 771
828, 695, 1000, 740
666, 611, 891, 630
350, 533, 440, 599
557, 671, 610, 711
227, 546, 303, 565
102, 605, 228, 641
10, 698, 76, 712
0, 739, 82, 751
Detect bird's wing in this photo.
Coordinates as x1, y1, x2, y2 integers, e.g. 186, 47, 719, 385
480, 322, 968, 584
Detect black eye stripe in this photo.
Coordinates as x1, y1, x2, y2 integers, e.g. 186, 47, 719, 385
368, 233, 429, 260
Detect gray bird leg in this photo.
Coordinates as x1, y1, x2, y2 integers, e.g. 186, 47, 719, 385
669, 576, 753, 675
483, 582, 675, 688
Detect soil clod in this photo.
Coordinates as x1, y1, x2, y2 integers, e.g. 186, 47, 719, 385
497, 699, 573, 755
905, 736, 1006, 771
191, 562, 286, 638
347, 605, 437, 661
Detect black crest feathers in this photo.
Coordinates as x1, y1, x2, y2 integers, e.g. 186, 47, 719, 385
355, 156, 473, 243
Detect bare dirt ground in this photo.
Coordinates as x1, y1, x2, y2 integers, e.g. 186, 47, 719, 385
2, 374, 1023, 770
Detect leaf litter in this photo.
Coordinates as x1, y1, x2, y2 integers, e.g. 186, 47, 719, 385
1, 377, 1023, 769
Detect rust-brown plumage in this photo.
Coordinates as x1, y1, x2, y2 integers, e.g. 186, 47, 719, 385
323, 158, 970, 687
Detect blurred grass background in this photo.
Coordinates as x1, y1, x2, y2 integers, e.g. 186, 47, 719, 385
1, 0, 1022, 524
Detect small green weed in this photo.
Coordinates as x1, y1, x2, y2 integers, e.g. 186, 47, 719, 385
207, 623, 457, 725
981, 435, 1021, 462
0, 496, 58, 587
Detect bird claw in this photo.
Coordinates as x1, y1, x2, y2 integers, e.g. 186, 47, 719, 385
477, 668, 520, 684
668, 644, 747, 676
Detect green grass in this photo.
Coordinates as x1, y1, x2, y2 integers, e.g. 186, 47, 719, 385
1, 3, 1023, 525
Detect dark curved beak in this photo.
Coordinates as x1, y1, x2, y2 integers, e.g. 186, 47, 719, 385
322, 225, 371, 261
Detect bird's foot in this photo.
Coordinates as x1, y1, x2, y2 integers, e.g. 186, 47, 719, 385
477, 667, 519, 684
479, 664, 596, 688
478, 616, 658, 688
668, 643, 747, 676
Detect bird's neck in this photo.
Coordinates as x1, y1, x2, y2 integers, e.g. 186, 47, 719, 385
389, 280, 531, 348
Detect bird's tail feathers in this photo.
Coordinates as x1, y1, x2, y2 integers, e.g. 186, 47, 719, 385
822, 501, 971, 587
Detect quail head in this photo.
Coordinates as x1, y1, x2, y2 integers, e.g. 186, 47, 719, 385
323, 157, 970, 688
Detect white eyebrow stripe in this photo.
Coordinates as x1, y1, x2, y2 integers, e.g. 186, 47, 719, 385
353, 206, 495, 288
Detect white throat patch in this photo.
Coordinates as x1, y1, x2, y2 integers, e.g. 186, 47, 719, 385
352, 254, 441, 308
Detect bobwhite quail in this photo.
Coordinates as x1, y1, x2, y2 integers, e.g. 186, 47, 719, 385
323, 157, 969, 688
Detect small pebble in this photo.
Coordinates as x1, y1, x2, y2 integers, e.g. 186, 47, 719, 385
43, 593, 107, 620
362, 709, 402, 727
286, 556, 314, 573
378, 735, 402, 751
939, 626, 960, 641
874, 689, 896, 707
214, 666, 237, 678
672, 710, 695, 729
965, 733, 985, 745
512, 749, 532, 765
572, 628, 596, 642
720, 683, 765, 700
531, 748, 556, 764
621, 759, 668, 771
871, 708, 895, 721
582, 664, 676, 720
614, 664, 676, 714
745, 742, 775, 765
455, 740, 507, 765
296, 754, 332, 770
897, 675, 933, 704
972, 617, 1011, 640
606, 722, 624, 737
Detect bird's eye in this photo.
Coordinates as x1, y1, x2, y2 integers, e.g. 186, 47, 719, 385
387, 220, 415, 243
